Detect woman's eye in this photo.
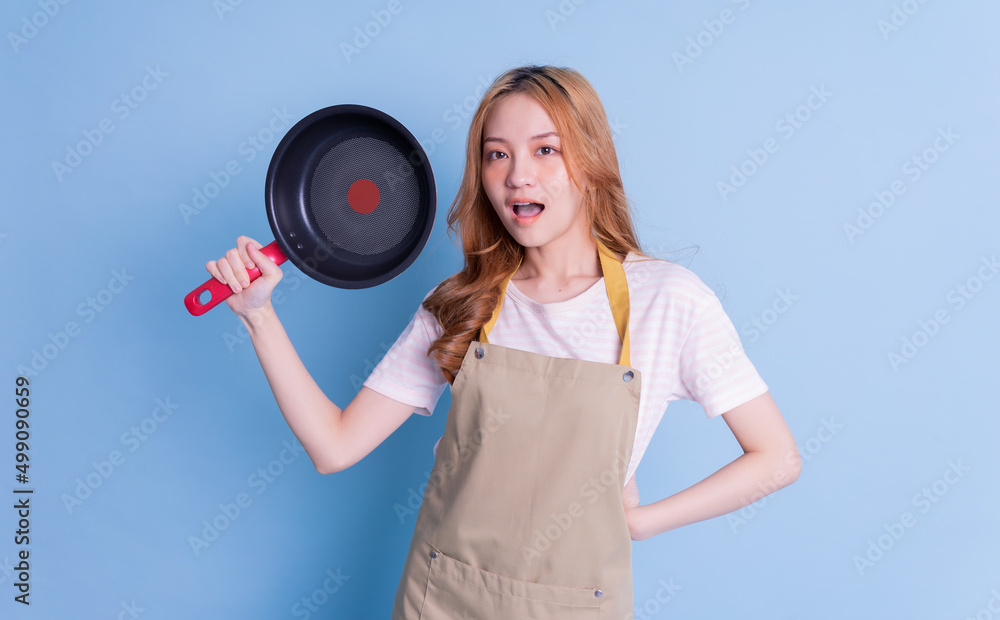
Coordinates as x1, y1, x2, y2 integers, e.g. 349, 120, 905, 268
538, 146, 556, 155
486, 150, 506, 161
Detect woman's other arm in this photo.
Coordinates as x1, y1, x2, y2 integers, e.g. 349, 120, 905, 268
624, 391, 800, 541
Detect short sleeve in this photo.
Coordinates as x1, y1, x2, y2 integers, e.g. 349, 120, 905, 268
362, 294, 448, 417
669, 293, 769, 418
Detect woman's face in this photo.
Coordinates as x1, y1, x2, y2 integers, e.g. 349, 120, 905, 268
481, 93, 589, 252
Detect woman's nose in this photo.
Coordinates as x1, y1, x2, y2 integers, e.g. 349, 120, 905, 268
506, 153, 537, 187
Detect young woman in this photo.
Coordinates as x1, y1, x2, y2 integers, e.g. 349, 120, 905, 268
206, 65, 800, 619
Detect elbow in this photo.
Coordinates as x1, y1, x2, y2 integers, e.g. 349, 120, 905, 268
752, 443, 801, 491
776, 443, 802, 487
314, 449, 358, 475
313, 453, 345, 475
314, 460, 337, 475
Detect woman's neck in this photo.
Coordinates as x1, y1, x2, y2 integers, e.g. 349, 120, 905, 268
514, 237, 602, 284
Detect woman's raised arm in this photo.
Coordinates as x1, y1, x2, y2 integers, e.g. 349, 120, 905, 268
209, 236, 419, 474
241, 305, 417, 474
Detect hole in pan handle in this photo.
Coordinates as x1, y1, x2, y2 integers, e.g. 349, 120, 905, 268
183, 240, 287, 316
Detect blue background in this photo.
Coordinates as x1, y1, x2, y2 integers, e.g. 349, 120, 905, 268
2, 1, 998, 618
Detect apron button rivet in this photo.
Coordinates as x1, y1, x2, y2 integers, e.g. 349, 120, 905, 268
430, 551, 438, 558
623, 370, 634, 382
475, 347, 485, 359
594, 589, 603, 598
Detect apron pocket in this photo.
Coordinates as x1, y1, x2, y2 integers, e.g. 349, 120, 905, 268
418, 542, 602, 619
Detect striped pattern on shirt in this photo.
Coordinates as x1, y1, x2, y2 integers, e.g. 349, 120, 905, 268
363, 252, 769, 485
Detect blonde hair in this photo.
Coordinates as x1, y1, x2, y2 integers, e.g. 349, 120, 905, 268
423, 65, 652, 384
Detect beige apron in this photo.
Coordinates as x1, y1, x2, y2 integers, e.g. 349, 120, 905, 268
392, 238, 641, 619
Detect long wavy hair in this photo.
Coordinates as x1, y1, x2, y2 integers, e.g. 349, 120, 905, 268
424, 65, 651, 384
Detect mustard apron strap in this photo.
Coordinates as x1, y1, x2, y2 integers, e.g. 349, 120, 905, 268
479, 238, 631, 367
596, 239, 631, 367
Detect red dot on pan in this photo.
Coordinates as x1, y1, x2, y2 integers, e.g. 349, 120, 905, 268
348, 179, 380, 214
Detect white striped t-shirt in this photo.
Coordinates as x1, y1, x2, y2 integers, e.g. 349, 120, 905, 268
363, 252, 769, 485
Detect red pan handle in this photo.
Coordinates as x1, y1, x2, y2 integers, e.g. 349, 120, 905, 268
184, 240, 288, 316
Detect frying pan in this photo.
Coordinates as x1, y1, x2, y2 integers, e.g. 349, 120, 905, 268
184, 104, 435, 316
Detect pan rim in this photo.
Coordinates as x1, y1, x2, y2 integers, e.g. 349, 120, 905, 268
264, 103, 436, 289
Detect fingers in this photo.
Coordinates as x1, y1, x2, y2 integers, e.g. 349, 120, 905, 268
218, 251, 246, 294
204, 236, 278, 295
205, 257, 237, 291
236, 235, 258, 272
203, 244, 250, 295
247, 241, 280, 277
205, 259, 224, 284
224, 247, 251, 290
206, 257, 239, 292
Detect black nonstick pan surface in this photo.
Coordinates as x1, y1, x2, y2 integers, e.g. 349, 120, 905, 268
185, 104, 435, 315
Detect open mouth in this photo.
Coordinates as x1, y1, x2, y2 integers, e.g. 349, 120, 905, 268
511, 202, 545, 218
